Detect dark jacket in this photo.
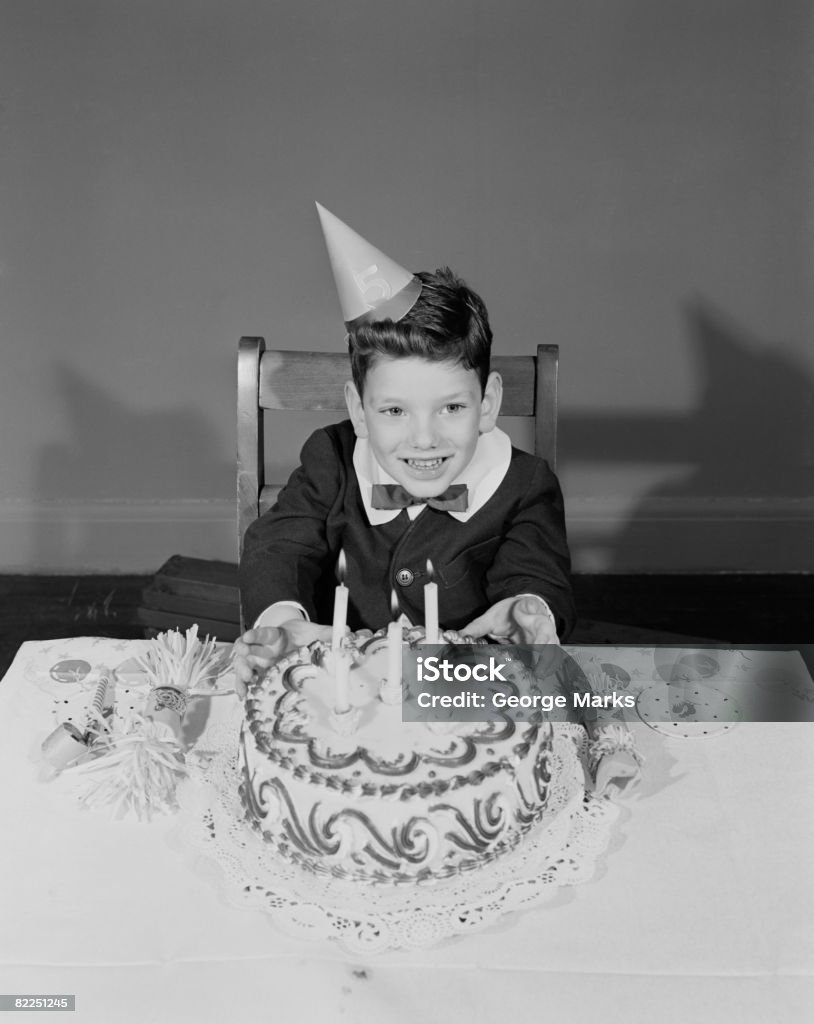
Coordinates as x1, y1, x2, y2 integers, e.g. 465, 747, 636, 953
240, 420, 575, 637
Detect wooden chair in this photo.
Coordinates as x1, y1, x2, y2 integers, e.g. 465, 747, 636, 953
237, 337, 559, 557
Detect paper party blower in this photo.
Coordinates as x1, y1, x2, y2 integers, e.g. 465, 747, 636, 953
315, 202, 422, 327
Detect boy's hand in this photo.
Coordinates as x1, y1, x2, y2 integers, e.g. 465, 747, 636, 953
463, 595, 559, 645
594, 751, 642, 799
232, 620, 333, 698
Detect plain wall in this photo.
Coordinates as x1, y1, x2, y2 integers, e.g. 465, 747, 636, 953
1, 0, 812, 573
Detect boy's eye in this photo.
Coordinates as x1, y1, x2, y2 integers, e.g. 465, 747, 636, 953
444, 403, 466, 413
380, 406, 404, 416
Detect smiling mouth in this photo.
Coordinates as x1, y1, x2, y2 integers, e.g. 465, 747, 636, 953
403, 456, 449, 471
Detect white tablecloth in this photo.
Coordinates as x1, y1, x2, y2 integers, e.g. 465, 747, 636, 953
1, 638, 813, 1023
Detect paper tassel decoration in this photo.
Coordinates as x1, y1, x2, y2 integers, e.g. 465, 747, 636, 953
136, 625, 227, 694
315, 202, 422, 327
135, 625, 226, 742
69, 713, 187, 821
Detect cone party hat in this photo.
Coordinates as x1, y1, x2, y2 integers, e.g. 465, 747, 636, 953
316, 202, 422, 327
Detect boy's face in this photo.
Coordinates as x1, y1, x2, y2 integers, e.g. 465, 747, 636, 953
345, 356, 502, 497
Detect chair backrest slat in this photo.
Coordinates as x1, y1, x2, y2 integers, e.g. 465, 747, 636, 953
257, 351, 546, 417
259, 350, 351, 410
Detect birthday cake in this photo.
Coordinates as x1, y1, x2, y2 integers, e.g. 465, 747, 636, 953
239, 627, 555, 884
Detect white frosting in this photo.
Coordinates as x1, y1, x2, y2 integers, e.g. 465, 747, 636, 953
240, 629, 554, 883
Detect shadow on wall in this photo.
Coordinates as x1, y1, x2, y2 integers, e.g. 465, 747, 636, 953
563, 299, 814, 570
34, 363, 233, 568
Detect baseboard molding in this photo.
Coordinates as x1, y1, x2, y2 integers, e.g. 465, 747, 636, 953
566, 494, 814, 572
0, 499, 236, 572
0, 495, 811, 573
568, 494, 814, 522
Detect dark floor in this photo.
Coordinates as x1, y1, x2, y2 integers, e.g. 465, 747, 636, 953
1, 570, 811, 678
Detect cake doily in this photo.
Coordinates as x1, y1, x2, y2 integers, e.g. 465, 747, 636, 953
170, 708, 622, 954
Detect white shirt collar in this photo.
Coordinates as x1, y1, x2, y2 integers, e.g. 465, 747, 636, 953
353, 427, 512, 525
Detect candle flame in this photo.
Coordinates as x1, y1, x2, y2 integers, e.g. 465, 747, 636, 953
390, 589, 400, 619
426, 559, 435, 581
336, 549, 347, 584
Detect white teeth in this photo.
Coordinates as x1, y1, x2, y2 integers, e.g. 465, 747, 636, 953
407, 458, 443, 469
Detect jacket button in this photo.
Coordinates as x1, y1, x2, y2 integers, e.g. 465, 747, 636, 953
395, 568, 414, 587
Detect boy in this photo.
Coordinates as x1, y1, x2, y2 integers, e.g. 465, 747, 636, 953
234, 206, 640, 796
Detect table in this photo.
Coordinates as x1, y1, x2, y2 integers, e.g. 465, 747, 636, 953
1, 638, 813, 1024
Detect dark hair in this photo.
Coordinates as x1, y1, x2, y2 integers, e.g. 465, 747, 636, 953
348, 267, 492, 395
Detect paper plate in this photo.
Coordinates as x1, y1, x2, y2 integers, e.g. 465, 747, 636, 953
636, 682, 742, 738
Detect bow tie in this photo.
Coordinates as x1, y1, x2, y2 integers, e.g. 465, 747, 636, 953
371, 483, 469, 512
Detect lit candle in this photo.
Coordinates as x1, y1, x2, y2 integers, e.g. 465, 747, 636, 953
387, 591, 402, 689
424, 559, 439, 644
334, 646, 351, 714
331, 550, 348, 651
